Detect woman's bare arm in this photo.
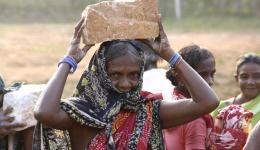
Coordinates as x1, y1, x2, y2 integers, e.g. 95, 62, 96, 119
160, 58, 219, 128
244, 121, 260, 150
141, 20, 219, 128
34, 63, 73, 129
34, 18, 93, 130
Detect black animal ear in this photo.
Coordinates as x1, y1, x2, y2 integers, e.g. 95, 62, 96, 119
0, 75, 5, 92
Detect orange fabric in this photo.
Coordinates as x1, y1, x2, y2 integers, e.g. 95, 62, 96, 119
164, 118, 207, 150
164, 88, 213, 150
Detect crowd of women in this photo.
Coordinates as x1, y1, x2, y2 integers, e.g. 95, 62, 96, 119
0, 17, 259, 150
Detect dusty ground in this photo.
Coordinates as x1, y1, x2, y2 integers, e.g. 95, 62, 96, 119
0, 24, 259, 99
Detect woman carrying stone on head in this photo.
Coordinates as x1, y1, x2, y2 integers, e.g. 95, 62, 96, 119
33, 17, 219, 149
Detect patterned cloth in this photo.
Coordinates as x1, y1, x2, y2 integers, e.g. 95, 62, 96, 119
210, 105, 253, 150
33, 40, 164, 149
242, 96, 260, 128
211, 96, 260, 128
32, 123, 71, 150
88, 98, 163, 150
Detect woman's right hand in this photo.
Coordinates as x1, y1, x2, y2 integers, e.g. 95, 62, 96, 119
67, 17, 94, 63
0, 107, 26, 138
34, 17, 94, 130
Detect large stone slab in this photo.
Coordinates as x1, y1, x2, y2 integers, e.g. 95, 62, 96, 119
82, 0, 159, 44
3, 84, 45, 131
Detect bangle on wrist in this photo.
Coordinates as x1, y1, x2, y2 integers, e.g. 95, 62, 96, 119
168, 53, 181, 68
58, 55, 77, 74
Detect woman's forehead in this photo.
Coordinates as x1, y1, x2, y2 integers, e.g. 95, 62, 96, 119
103, 41, 144, 65
106, 42, 140, 54
239, 62, 260, 73
106, 54, 142, 68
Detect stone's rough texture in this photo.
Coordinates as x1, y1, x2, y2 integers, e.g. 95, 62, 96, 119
82, 0, 159, 44
3, 84, 46, 131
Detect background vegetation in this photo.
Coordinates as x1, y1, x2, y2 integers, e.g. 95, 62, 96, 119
0, 0, 259, 99
0, 0, 260, 22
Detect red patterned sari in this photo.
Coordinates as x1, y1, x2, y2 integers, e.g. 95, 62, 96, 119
87, 92, 164, 150
210, 105, 253, 150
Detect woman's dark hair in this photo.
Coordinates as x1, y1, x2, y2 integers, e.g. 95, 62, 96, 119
166, 44, 214, 86
103, 40, 143, 64
142, 46, 161, 71
236, 53, 260, 75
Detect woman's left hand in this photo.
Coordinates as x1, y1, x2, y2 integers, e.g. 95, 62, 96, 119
139, 19, 174, 61
67, 17, 94, 63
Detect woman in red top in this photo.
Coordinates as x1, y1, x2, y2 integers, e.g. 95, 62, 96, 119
164, 45, 216, 150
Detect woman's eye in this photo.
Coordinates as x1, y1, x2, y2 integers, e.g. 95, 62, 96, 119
109, 73, 119, 79
129, 73, 139, 80
253, 74, 260, 79
239, 73, 248, 79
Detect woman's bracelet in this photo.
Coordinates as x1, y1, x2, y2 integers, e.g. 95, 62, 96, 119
58, 55, 77, 74
168, 53, 182, 68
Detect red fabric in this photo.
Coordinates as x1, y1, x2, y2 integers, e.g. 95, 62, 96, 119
164, 88, 213, 150
210, 105, 253, 150
87, 112, 135, 150
172, 88, 214, 130
88, 100, 155, 150
140, 90, 163, 101
164, 118, 207, 150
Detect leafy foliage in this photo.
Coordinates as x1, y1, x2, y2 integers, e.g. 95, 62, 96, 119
0, 0, 259, 23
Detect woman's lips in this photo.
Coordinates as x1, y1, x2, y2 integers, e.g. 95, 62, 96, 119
244, 88, 259, 94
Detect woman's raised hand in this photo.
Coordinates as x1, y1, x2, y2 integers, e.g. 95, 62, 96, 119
140, 20, 175, 61
67, 17, 94, 63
